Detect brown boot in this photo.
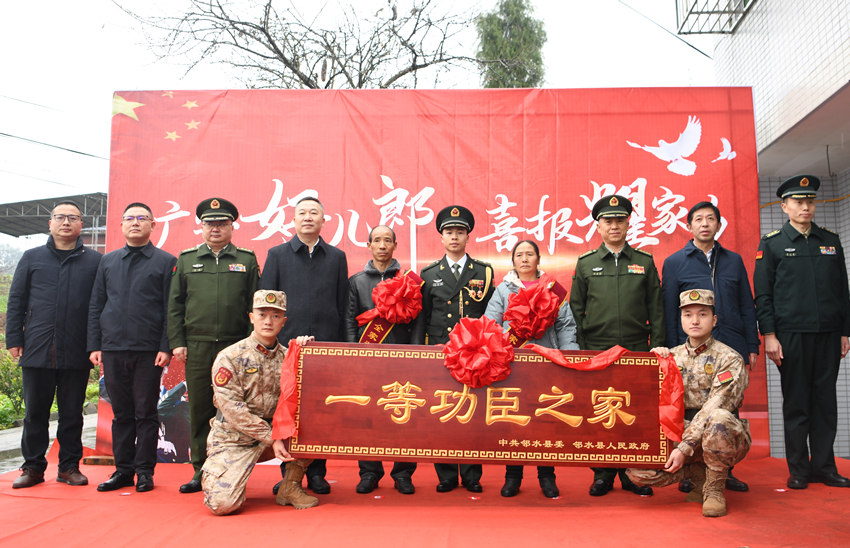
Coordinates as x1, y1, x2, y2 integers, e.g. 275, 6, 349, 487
12, 467, 44, 489
702, 468, 728, 517
276, 459, 319, 510
685, 462, 706, 503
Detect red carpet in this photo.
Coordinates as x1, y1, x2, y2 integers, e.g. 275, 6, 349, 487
2, 456, 849, 547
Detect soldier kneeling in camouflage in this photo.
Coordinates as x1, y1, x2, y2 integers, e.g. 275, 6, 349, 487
202, 290, 317, 515
627, 289, 751, 517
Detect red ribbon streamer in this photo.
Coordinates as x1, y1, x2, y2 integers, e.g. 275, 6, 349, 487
272, 340, 301, 440
525, 344, 684, 442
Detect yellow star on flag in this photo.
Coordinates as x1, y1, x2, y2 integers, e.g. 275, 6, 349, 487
162, 91, 174, 98
165, 131, 181, 142
185, 120, 200, 130
112, 94, 144, 121
182, 100, 199, 110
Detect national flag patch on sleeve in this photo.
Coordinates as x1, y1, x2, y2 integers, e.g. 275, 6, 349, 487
717, 371, 733, 384
214, 367, 233, 387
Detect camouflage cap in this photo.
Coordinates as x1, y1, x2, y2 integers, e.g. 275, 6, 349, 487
776, 175, 819, 199
253, 290, 287, 312
196, 197, 238, 221
679, 289, 715, 308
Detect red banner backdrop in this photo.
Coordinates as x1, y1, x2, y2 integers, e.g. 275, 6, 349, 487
102, 88, 760, 461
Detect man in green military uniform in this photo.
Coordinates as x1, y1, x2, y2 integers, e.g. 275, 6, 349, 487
413, 205, 495, 493
753, 175, 850, 490
569, 194, 664, 497
168, 197, 259, 493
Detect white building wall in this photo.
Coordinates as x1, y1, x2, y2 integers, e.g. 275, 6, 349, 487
715, 0, 850, 151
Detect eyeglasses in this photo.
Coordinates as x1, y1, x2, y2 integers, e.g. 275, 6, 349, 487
202, 220, 232, 228
52, 214, 81, 223
122, 215, 152, 223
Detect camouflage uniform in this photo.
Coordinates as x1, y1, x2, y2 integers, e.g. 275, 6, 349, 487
628, 336, 751, 485
201, 332, 305, 515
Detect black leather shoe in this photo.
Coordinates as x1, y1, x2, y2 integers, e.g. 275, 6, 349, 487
97, 472, 135, 492
678, 478, 694, 493
725, 471, 749, 492
394, 477, 415, 494
179, 479, 202, 493
462, 480, 482, 493
539, 476, 559, 498
436, 479, 458, 492
501, 477, 521, 497
135, 473, 154, 492
787, 475, 808, 489
272, 480, 282, 495
812, 472, 850, 487
622, 478, 653, 496
307, 475, 331, 494
356, 474, 379, 494
589, 479, 613, 496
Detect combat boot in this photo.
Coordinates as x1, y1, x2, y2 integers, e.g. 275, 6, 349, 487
685, 462, 706, 503
276, 459, 319, 510
702, 468, 728, 517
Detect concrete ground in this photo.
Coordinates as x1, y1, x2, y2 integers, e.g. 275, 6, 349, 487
0, 412, 98, 474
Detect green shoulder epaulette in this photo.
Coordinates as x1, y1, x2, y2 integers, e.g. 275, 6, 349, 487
236, 247, 256, 254
421, 260, 441, 272
763, 230, 780, 240
470, 257, 493, 268
822, 226, 837, 235
179, 247, 198, 255
635, 248, 653, 257
578, 249, 597, 259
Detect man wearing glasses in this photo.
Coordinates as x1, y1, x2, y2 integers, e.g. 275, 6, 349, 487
88, 203, 177, 493
167, 197, 259, 493
6, 201, 102, 489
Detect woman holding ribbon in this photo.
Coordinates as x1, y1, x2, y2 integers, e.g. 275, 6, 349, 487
484, 240, 579, 498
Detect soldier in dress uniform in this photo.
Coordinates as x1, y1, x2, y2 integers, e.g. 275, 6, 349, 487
627, 289, 751, 517
167, 197, 260, 493
569, 194, 664, 497
202, 290, 317, 515
753, 175, 850, 489
413, 205, 495, 493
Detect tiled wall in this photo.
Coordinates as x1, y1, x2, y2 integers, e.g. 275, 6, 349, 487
715, 0, 850, 151
759, 169, 850, 458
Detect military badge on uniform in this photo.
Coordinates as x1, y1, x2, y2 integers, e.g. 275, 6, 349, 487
755, 250, 763, 260
467, 279, 485, 300
229, 264, 246, 272
627, 264, 645, 275
265, 293, 277, 303
689, 290, 700, 301
717, 370, 733, 384
214, 367, 233, 386
820, 246, 836, 255
211, 199, 221, 209
609, 196, 619, 206
704, 361, 715, 375
451, 207, 460, 217
245, 365, 259, 374
592, 267, 603, 275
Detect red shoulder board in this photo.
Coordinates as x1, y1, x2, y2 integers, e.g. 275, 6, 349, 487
717, 371, 733, 384
755, 250, 763, 260
214, 367, 234, 387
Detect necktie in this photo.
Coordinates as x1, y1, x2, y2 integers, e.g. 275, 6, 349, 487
452, 263, 461, 280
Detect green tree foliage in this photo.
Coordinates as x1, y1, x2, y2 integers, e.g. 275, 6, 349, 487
475, 0, 546, 88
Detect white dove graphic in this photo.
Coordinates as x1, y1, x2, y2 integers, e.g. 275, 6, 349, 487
711, 137, 737, 162
626, 116, 702, 176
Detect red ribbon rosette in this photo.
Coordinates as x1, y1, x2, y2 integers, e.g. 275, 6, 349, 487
442, 316, 514, 388
502, 275, 560, 340
357, 272, 423, 326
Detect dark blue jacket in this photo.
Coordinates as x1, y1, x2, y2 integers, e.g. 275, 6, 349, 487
87, 242, 177, 353
260, 236, 348, 343
5, 236, 102, 369
662, 240, 759, 363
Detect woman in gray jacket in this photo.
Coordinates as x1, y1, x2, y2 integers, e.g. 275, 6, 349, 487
484, 240, 579, 498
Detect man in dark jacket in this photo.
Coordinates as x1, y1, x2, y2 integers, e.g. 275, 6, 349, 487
661, 201, 759, 492
88, 202, 177, 493
261, 196, 348, 495
6, 201, 102, 489
345, 225, 418, 494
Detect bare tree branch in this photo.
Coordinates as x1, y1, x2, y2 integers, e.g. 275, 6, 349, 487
115, 0, 479, 89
